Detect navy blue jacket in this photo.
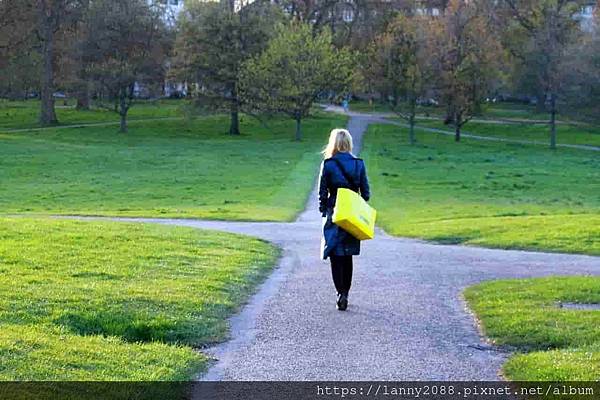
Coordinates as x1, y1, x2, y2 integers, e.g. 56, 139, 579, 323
318, 152, 371, 259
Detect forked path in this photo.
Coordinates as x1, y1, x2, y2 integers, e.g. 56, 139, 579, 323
109, 115, 598, 380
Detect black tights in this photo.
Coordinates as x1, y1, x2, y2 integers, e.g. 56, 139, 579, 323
330, 255, 353, 296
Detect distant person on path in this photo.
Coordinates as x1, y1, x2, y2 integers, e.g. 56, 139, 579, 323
318, 129, 370, 311
341, 98, 349, 113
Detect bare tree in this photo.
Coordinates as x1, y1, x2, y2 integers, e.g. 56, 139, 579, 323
428, 0, 503, 142
1, 0, 84, 123
36, 0, 85, 125
560, 7, 600, 123
81, 0, 170, 133
364, 13, 431, 144
502, 0, 586, 149
0, 1, 41, 100
172, 0, 283, 135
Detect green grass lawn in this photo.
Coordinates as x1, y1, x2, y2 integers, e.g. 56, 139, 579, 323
0, 99, 185, 130
415, 119, 600, 147
347, 100, 394, 113
362, 124, 600, 255
353, 98, 600, 146
465, 276, 600, 380
0, 112, 346, 221
351, 100, 553, 120
352, 99, 600, 147
0, 216, 279, 380
348, 99, 442, 116
482, 102, 550, 121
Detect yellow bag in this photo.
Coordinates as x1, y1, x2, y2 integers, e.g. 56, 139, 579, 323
332, 188, 377, 240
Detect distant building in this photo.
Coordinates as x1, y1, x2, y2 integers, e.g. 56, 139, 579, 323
156, 0, 185, 24
574, 1, 597, 32
415, 0, 441, 17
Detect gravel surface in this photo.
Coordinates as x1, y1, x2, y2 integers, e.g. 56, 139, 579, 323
101, 114, 599, 380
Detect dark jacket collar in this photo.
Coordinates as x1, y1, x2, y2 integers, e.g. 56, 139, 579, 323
333, 151, 354, 159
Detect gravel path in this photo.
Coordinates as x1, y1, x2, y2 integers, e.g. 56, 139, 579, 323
99, 114, 599, 380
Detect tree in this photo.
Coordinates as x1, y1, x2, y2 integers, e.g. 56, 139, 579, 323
560, 8, 600, 123
364, 13, 430, 144
502, 0, 587, 149
61, 16, 92, 110
0, 1, 41, 100
0, 0, 84, 123
81, 0, 169, 133
271, 1, 448, 48
36, 0, 86, 125
172, 0, 283, 135
240, 22, 355, 141
428, 0, 502, 142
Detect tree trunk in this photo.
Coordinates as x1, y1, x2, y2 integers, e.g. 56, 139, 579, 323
119, 93, 128, 133
391, 88, 399, 109
40, 13, 58, 126
295, 115, 302, 141
76, 83, 90, 110
229, 102, 240, 135
409, 114, 416, 145
549, 94, 557, 150
535, 88, 546, 114
454, 112, 461, 142
120, 113, 127, 133
473, 101, 482, 116
76, 96, 89, 110
471, 76, 481, 115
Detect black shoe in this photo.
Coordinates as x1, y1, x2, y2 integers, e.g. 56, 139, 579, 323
336, 293, 348, 311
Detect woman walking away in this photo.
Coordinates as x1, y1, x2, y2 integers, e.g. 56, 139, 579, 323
318, 128, 370, 311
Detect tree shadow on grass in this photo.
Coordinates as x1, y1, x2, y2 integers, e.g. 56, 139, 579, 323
52, 300, 231, 346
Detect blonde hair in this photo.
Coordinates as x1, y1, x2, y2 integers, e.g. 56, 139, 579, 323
322, 128, 353, 159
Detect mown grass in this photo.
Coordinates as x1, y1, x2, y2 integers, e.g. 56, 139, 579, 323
465, 276, 600, 380
362, 123, 600, 255
352, 100, 600, 147
353, 98, 600, 146
348, 99, 441, 116
0, 217, 279, 380
416, 119, 600, 147
351, 100, 552, 120
0, 99, 185, 130
0, 113, 346, 221
479, 102, 551, 121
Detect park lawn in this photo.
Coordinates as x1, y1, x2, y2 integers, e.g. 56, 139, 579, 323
0, 99, 185, 130
464, 276, 600, 380
0, 113, 346, 221
362, 124, 600, 255
349, 99, 443, 116
414, 119, 600, 147
0, 216, 279, 380
397, 214, 599, 255
348, 100, 394, 114
352, 100, 552, 121
483, 102, 550, 121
